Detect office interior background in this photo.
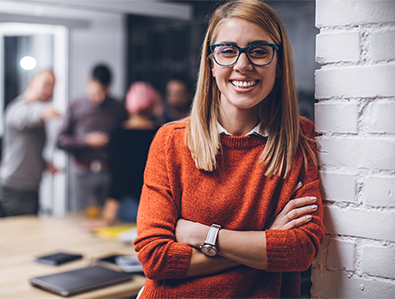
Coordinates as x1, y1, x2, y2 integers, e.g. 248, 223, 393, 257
0, 1, 318, 297
0, 0, 317, 215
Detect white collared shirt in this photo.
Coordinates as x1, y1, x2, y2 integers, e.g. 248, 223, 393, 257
218, 122, 268, 137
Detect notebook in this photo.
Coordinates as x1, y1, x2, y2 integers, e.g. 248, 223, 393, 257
34, 252, 83, 266
29, 265, 133, 297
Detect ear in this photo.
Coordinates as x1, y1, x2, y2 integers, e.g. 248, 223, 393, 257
210, 58, 216, 77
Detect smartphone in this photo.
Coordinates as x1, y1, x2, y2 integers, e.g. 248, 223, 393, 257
34, 252, 83, 266
115, 256, 143, 273
97, 254, 126, 265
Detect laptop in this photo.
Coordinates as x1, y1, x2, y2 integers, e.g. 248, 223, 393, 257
29, 265, 133, 297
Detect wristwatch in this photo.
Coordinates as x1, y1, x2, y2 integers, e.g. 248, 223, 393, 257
199, 224, 221, 257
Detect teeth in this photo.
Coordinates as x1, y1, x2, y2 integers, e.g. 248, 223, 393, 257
231, 80, 257, 88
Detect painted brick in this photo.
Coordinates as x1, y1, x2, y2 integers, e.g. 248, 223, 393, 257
364, 101, 395, 134
364, 175, 395, 207
362, 244, 395, 279
316, 31, 360, 63
327, 238, 356, 270
323, 205, 395, 242
311, 269, 395, 298
315, 64, 395, 99
371, 29, 395, 62
315, 101, 359, 133
316, 0, 395, 28
317, 136, 395, 171
319, 171, 357, 202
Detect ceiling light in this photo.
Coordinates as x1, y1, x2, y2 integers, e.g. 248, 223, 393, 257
20, 56, 37, 70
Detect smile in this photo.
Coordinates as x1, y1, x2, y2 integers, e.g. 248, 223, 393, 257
230, 80, 258, 88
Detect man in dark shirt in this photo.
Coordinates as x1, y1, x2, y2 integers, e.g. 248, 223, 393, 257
57, 64, 127, 211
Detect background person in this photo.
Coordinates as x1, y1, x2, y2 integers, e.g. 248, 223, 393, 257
163, 75, 193, 122
82, 81, 161, 230
0, 69, 60, 217
57, 64, 128, 213
133, 0, 325, 298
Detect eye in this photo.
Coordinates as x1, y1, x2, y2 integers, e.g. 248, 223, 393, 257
217, 46, 238, 57
249, 45, 270, 57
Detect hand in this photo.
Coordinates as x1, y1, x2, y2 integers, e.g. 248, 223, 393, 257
42, 104, 61, 122
46, 162, 58, 175
175, 219, 209, 248
267, 196, 317, 230
85, 132, 109, 148
81, 219, 110, 232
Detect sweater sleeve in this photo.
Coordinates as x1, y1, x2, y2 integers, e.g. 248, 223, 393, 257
264, 118, 326, 272
6, 100, 46, 130
133, 125, 192, 280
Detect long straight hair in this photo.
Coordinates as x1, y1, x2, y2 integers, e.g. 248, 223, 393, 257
186, 0, 316, 177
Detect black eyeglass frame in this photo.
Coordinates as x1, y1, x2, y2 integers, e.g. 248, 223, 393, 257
210, 43, 279, 67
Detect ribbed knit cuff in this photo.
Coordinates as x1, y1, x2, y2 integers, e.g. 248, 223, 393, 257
266, 222, 322, 273
167, 242, 192, 279
265, 230, 296, 272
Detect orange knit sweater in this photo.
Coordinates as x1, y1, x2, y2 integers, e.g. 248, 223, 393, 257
134, 118, 325, 298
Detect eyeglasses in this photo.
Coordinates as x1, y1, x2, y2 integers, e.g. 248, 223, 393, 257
210, 43, 279, 67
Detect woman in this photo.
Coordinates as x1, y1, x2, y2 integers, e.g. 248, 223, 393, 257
83, 82, 160, 230
134, 0, 325, 298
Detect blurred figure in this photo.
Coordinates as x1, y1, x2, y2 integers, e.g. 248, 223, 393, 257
0, 69, 60, 217
164, 75, 193, 122
57, 64, 128, 213
82, 81, 161, 231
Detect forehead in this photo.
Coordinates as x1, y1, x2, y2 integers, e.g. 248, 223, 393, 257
214, 18, 273, 45
35, 71, 55, 84
88, 79, 106, 89
168, 80, 186, 90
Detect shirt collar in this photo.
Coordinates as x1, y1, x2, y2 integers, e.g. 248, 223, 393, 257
218, 122, 268, 137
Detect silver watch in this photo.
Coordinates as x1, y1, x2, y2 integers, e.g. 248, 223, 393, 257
199, 224, 221, 257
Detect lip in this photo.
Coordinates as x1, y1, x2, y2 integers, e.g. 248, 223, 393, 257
230, 79, 259, 92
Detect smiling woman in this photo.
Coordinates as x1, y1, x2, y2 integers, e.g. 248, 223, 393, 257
210, 18, 279, 137
133, 0, 325, 298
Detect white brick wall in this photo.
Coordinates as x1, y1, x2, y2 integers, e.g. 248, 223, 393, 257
312, 0, 395, 298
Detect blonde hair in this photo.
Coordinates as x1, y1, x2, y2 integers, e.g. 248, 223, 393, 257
186, 0, 316, 177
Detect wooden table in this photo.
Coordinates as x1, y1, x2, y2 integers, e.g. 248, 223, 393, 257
0, 214, 146, 298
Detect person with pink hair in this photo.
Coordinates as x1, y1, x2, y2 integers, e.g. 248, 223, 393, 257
82, 81, 161, 230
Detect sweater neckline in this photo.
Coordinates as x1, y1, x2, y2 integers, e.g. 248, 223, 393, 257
220, 134, 267, 149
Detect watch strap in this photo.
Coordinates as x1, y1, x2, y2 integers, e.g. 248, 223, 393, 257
204, 224, 221, 246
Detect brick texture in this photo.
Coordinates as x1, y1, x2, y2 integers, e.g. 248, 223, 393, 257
316, 31, 360, 64
364, 175, 395, 207
316, 0, 395, 28
315, 102, 359, 134
371, 29, 395, 62
364, 101, 395, 134
313, 0, 395, 297
362, 244, 395, 279
315, 65, 395, 99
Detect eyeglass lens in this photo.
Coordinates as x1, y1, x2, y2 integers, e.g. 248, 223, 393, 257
213, 44, 275, 66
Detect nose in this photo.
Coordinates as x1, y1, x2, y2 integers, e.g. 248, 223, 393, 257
234, 52, 253, 72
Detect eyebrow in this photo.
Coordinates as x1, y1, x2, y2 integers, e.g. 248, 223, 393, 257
216, 40, 272, 46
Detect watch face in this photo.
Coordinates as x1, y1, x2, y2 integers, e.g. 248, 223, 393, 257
201, 245, 217, 257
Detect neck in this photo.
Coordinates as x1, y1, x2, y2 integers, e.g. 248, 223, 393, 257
169, 107, 189, 120
123, 114, 155, 130
219, 108, 260, 136
24, 90, 38, 103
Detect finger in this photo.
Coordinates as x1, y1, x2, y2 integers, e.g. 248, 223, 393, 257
283, 196, 317, 214
282, 215, 312, 230
291, 181, 302, 195
287, 204, 318, 220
